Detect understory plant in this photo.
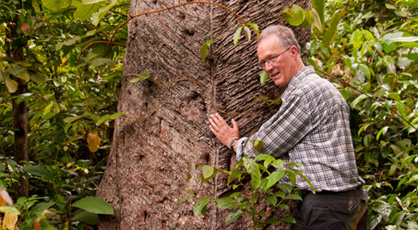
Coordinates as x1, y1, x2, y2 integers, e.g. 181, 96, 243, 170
183, 151, 315, 229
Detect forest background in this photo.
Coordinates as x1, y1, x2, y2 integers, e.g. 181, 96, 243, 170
0, 0, 417, 229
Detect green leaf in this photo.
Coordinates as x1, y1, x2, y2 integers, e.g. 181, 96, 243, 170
253, 140, 263, 152
72, 197, 114, 215
8, 65, 30, 81
74, 2, 102, 21
376, 126, 389, 141
200, 40, 212, 62
283, 5, 305, 26
288, 168, 315, 192
0, 206, 20, 215
265, 196, 278, 206
225, 209, 243, 225
255, 154, 275, 168
246, 22, 259, 38
28, 70, 46, 83
42, 0, 71, 11
277, 183, 293, 193
323, 8, 345, 47
284, 194, 302, 201
193, 196, 213, 217
312, 0, 325, 25
129, 70, 150, 83
259, 70, 268, 86
72, 211, 99, 225
351, 94, 368, 108
311, 8, 323, 32
243, 157, 261, 190
280, 216, 296, 224
43, 102, 54, 116
265, 171, 285, 191
91, 0, 117, 26
201, 165, 215, 182
216, 197, 236, 209
24, 166, 53, 180
234, 26, 244, 46
91, 58, 115, 68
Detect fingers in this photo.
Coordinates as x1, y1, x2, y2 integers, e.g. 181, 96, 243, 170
231, 119, 239, 131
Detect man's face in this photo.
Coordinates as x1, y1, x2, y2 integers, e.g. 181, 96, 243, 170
257, 34, 295, 87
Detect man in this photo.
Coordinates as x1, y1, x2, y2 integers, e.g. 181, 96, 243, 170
208, 25, 368, 229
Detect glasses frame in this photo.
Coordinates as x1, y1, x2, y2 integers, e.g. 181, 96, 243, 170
259, 47, 291, 69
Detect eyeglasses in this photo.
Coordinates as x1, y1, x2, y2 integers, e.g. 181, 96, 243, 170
259, 47, 291, 69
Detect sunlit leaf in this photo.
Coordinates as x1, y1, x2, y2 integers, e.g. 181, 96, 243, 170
42, 0, 71, 11
91, 0, 117, 26
5, 78, 18, 93
74, 2, 102, 21
283, 5, 305, 26
87, 132, 100, 153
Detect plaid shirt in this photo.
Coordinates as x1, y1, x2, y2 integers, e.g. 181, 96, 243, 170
236, 66, 364, 192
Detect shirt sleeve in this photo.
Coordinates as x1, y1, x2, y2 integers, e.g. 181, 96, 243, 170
237, 92, 312, 159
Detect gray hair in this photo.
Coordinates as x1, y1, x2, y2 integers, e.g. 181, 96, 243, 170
259, 25, 301, 52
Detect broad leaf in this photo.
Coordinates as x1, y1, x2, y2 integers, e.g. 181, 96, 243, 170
5, 78, 18, 93
72, 211, 99, 225
87, 132, 100, 153
42, 0, 71, 11
8, 65, 30, 81
193, 196, 213, 217
283, 5, 305, 26
74, 2, 102, 21
225, 209, 243, 225
233, 26, 243, 46
24, 166, 53, 180
265, 171, 285, 191
72, 197, 114, 215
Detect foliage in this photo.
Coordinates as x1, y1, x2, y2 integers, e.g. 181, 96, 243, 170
0, 0, 124, 228
183, 152, 315, 229
284, 0, 418, 229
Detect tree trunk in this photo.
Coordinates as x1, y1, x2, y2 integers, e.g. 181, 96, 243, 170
6, 0, 29, 198
97, 0, 310, 229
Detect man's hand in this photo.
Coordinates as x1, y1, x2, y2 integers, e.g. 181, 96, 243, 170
209, 113, 239, 149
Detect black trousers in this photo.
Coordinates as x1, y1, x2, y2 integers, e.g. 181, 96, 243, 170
291, 188, 368, 230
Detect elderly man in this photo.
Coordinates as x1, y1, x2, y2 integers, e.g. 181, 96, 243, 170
209, 25, 368, 229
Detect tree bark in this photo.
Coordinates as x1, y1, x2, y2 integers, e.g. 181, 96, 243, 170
97, 0, 310, 229
6, 0, 29, 198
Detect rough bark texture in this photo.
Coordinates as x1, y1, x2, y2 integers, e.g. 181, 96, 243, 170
97, 0, 311, 229
7, 2, 29, 198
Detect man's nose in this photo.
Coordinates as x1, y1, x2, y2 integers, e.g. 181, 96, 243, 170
264, 62, 274, 72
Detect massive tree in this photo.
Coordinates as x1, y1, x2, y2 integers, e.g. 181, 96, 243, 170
97, 0, 310, 229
